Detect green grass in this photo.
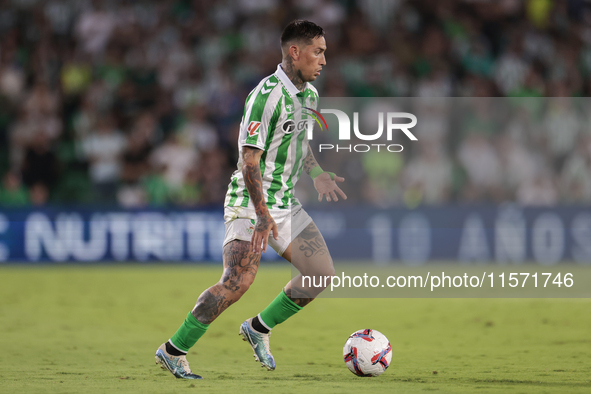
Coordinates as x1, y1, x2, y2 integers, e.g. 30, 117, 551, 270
1, 264, 590, 393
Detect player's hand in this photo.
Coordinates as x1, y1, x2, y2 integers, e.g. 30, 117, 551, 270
251, 213, 279, 253
314, 172, 347, 202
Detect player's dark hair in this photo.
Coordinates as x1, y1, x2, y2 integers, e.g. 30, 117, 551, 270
281, 20, 325, 48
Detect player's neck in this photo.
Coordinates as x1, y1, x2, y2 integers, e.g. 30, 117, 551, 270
281, 60, 306, 92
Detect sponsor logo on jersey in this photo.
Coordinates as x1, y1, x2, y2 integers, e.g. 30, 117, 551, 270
281, 119, 296, 134
247, 121, 261, 137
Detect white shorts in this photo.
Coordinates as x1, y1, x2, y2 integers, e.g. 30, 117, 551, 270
223, 205, 313, 256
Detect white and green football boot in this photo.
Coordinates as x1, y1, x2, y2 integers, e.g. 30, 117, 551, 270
155, 343, 202, 379
239, 318, 276, 370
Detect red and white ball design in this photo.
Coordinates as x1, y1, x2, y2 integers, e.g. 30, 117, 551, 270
343, 329, 392, 377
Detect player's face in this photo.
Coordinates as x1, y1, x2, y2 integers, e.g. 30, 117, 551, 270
297, 36, 326, 82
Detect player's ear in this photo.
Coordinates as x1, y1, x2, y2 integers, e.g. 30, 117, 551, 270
289, 44, 299, 60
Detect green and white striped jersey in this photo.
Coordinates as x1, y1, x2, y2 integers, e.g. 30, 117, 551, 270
224, 64, 319, 215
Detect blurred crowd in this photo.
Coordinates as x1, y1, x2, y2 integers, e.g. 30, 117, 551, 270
308, 96, 591, 208
1, 0, 591, 208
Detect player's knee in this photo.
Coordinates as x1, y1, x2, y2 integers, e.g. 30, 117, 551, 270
304, 271, 335, 292
325, 266, 336, 278
235, 276, 254, 295
319, 267, 336, 292
307, 266, 335, 280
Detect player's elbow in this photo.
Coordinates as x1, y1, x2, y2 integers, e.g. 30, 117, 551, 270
242, 146, 263, 165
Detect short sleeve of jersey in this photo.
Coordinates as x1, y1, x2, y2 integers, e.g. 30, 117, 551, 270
241, 75, 282, 151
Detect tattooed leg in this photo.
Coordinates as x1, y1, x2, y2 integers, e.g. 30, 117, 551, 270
295, 221, 329, 259
191, 286, 235, 325
191, 240, 261, 324
284, 282, 315, 308
282, 221, 335, 307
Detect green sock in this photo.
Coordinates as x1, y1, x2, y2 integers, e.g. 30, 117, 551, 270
258, 290, 303, 329
169, 312, 209, 352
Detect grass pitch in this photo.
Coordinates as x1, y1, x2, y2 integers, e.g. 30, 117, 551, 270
0, 264, 590, 393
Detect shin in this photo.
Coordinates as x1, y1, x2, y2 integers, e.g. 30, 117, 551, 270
192, 240, 261, 324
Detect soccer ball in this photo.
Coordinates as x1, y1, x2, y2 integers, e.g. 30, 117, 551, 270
343, 329, 392, 377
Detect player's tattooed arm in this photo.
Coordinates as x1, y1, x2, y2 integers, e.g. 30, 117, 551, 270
242, 146, 278, 253
242, 146, 267, 218
283, 56, 305, 91
303, 148, 320, 175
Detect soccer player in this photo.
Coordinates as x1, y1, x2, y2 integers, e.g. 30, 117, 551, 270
155, 20, 346, 379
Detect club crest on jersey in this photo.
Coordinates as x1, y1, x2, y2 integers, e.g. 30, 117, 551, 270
247, 121, 261, 137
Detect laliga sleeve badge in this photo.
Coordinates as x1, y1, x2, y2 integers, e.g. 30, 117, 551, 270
247, 121, 261, 137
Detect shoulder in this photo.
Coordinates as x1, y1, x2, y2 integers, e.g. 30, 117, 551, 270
306, 83, 319, 96
303, 83, 320, 109
253, 73, 282, 98
246, 73, 284, 109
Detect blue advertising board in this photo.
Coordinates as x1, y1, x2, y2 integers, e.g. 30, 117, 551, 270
0, 205, 590, 264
